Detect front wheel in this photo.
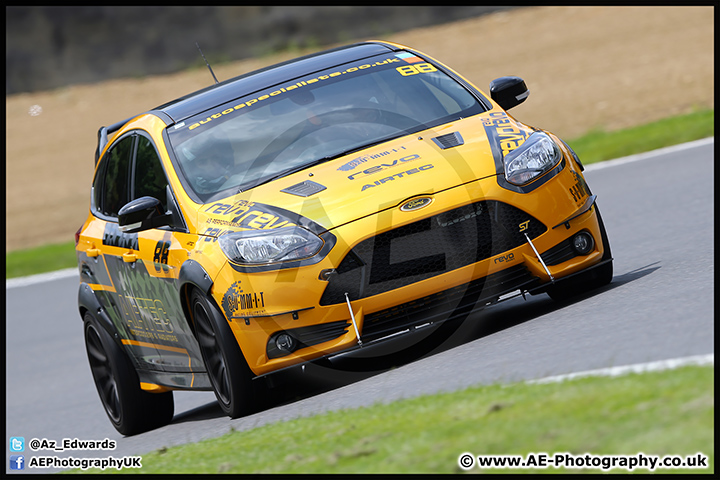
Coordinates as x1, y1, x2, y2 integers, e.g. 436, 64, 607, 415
547, 205, 613, 301
190, 289, 258, 418
84, 313, 174, 435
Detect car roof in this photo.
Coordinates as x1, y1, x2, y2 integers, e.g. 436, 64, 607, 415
151, 41, 402, 125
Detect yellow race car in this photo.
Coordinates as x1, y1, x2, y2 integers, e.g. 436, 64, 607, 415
76, 41, 612, 435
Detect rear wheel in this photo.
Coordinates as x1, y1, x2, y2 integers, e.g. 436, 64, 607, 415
190, 289, 257, 418
547, 206, 613, 301
84, 313, 174, 435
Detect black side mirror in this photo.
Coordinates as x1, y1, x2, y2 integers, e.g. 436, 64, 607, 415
118, 196, 171, 233
490, 76, 529, 110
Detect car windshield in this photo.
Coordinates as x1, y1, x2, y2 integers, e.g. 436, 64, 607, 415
166, 51, 487, 202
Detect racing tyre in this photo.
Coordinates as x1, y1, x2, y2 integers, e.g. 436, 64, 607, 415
190, 289, 257, 418
547, 205, 613, 301
83, 313, 174, 435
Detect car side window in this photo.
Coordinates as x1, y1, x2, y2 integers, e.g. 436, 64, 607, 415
133, 135, 168, 211
98, 135, 134, 218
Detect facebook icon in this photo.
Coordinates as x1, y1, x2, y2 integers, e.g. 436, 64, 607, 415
10, 455, 25, 470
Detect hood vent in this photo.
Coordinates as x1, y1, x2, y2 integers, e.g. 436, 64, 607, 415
281, 180, 327, 197
432, 132, 464, 149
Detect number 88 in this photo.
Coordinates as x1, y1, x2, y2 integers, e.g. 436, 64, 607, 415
396, 63, 438, 76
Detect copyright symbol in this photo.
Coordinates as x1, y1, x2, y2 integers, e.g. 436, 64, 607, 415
458, 453, 475, 470
30, 439, 41, 451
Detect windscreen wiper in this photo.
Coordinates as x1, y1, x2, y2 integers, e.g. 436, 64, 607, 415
237, 157, 334, 194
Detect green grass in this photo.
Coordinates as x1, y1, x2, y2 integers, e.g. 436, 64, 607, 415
73, 365, 713, 474
6, 240, 77, 279
568, 108, 714, 165
5, 108, 713, 279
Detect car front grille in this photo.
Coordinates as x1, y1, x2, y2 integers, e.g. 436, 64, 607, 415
320, 200, 546, 306
361, 264, 540, 342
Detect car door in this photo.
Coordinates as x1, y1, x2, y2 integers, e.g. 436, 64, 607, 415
83, 130, 204, 386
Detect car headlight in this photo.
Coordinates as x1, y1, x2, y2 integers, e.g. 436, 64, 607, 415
218, 227, 324, 264
503, 131, 562, 185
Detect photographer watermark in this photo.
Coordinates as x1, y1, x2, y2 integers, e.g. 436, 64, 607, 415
458, 452, 708, 472
8, 436, 141, 471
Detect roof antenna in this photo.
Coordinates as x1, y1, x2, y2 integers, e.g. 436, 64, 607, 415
196, 42, 219, 84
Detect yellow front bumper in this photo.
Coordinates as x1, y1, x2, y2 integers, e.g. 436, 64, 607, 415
211, 161, 606, 376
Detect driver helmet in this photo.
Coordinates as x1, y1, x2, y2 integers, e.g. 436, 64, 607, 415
181, 135, 235, 193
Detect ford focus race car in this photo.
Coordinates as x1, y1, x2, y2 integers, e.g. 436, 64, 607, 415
76, 41, 612, 435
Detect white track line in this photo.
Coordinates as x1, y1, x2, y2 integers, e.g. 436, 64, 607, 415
6, 267, 78, 289
528, 354, 714, 384
5, 137, 714, 290
584, 136, 713, 172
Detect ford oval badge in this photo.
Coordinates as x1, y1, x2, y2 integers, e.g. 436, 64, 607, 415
400, 196, 433, 212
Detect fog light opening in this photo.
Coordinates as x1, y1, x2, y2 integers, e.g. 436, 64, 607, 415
572, 231, 594, 255
275, 333, 296, 353
319, 268, 336, 281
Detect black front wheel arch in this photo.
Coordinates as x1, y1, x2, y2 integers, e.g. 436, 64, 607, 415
188, 288, 259, 418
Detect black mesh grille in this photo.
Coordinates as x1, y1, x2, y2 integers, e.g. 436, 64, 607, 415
361, 264, 540, 342
267, 320, 351, 359
281, 180, 327, 197
432, 132, 464, 149
320, 200, 546, 305
540, 229, 594, 266
541, 236, 577, 266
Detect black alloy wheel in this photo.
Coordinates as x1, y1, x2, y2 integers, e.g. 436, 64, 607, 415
190, 289, 257, 418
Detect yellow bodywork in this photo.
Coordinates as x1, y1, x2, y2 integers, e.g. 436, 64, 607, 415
205, 117, 604, 375
77, 44, 608, 385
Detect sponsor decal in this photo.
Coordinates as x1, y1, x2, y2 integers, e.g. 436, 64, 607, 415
481, 111, 532, 158
569, 170, 592, 204
360, 164, 434, 192
395, 52, 424, 64
337, 146, 408, 172
102, 255, 193, 347
493, 253, 515, 264
103, 223, 138, 250
118, 294, 177, 342
436, 203, 484, 228
222, 281, 266, 319
337, 155, 371, 172
203, 200, 298, 231
348, 153, 421, 180
204, 198, 255, 215
184, 57, 403, 132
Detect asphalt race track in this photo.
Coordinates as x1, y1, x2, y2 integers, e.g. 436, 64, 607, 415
5, 138, 714, 473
